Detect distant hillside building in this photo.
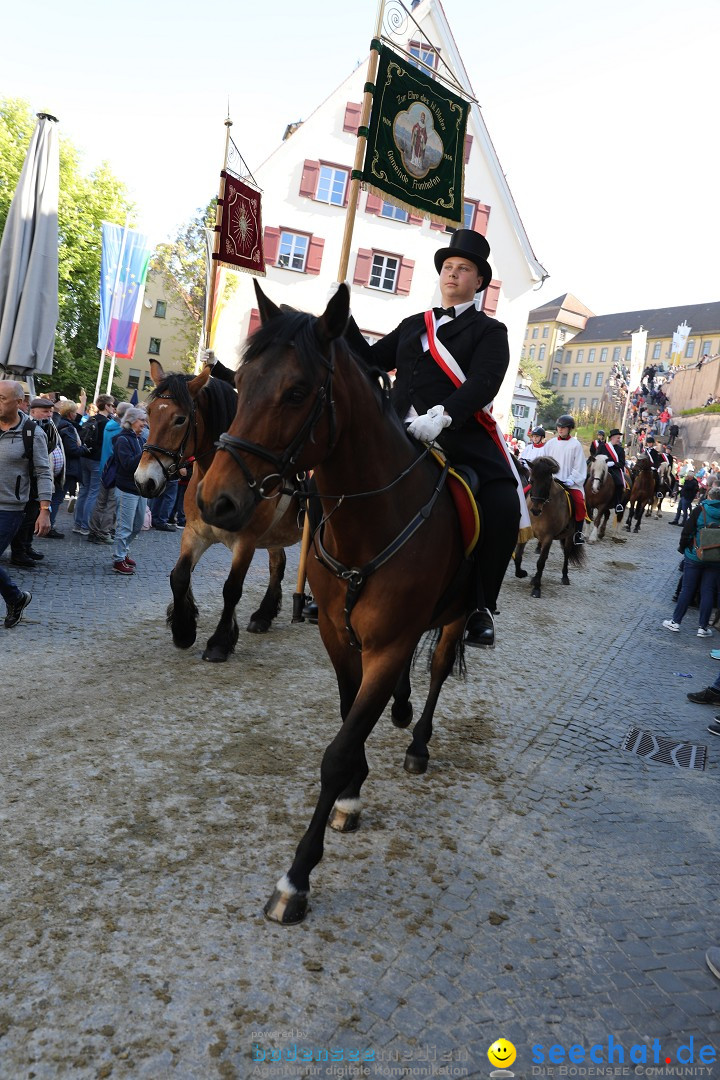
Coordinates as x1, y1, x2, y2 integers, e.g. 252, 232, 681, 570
214, 0, 547, 427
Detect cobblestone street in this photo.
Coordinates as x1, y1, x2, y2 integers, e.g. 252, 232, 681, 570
2, 506, 720, 1079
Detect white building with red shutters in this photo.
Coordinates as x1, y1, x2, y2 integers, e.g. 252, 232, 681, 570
214, 0, 547, 427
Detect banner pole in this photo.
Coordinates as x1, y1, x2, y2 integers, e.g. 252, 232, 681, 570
204, 115, 233, 351
336, 0, 385, 283
95, 215, 129, 402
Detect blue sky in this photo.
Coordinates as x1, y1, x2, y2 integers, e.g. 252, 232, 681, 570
4, 0, 719, 315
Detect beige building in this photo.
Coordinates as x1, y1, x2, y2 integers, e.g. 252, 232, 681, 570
108, 269, 199, 399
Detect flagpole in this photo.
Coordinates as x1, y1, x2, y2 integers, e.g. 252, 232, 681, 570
105, 352, 117, 395
95, 214, 130, 402
293, 0, 385, 623
204, 115, 234, 351
336, 0, 385, 283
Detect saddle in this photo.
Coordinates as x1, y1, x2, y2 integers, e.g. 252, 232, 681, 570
430, 450, 480, 558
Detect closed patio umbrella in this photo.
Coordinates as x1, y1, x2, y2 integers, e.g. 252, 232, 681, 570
0, 112, 59, 392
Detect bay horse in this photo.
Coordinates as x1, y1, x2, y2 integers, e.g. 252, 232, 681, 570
134, 361, 302, 662
647, 460, 671, 519
584, 456, 625, 541
514, 456, 586, 597
624, 453, 655, 533
197, 284, 484, 924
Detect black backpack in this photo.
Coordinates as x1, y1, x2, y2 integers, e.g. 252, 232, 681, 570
80, 416, 100, 452
22, 418, 58, 473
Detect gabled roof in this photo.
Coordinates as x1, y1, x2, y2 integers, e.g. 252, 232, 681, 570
528, 292, 595, 325
570, 301, 720, 344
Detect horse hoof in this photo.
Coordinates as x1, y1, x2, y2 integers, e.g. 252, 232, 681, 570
391, 702, 413, 729
264, 885, 309, 925
404, 751, 428, 775
328, 804, 361, 832
633, 527, 640, 534
246, 618, 271, 634
531, 587, 541, 598
202, 646, 230, 663
515, 569, 529, 578
172, 633, 197, 650
562, 576, 570, 585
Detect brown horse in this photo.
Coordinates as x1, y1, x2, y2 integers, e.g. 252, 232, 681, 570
624, 453, 655, 533
584, 456, 626, 541
197, 284, 486, 924
647, 460, 671, 519
514, 456, 586, 597
134, 361, 302, 662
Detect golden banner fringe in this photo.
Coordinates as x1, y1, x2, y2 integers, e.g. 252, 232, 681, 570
214, 260, 266, 279
364, 182, 463, 231
517, 525, 534, 545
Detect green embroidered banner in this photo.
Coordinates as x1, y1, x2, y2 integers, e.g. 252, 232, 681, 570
362, 43, 469, 227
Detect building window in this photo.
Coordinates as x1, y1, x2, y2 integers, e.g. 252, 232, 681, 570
463, 201, 476, 229
583, 372, 591, 386
595, 371, 604, 387
408, 41, 437, 72
588, 348, 596, 363
529, 345, 535, 359
154, 300, 167, 318
567, 397, 575, 408
579, 397, 587, 411
560, 373, 568, 387
369, 253, 400, 292
149, 338, 161, 355
652, 342, 661, 359
551, 370, 559, 385
702, 340, 713, 356
318, 164, 348, 205
591, 398, 599, 409
686, 339, 695, 358
380, 202, 409, 222
600, 347, 608, 362
277, 231, 309, 271
511, 403, 530, 418
127, 368, 140, 389
539, 345, 546, 361
143, 373, 154, 391
524, 328, 528, 340
532, 328, 538, 338
612, 346, 621, 361
543, 327, 549, 338
576, 350, 584, 363
565, 350, 572, 364
625, 346, 632, 361
572, 373, 579, 386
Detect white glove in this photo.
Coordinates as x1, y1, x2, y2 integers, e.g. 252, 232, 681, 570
201, 348, 216, 367
407, 405, 452, 442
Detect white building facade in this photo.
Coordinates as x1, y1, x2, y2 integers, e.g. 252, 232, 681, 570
215, 0, 547, 428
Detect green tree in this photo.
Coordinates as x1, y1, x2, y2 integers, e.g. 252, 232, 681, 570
0, 98, 134, 399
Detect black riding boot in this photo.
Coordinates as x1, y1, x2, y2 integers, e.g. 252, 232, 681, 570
464, 556, 495, 649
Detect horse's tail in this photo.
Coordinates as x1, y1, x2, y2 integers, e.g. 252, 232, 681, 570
415, 628, 467, 679
566, 541, 587, 569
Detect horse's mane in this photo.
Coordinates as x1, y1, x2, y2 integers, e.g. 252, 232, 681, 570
532, 455, 560, 477
150, 371, 238, 440
243, 309, 392, 414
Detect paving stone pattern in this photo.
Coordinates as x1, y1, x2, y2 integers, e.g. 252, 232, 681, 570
2, 506, 720, 1079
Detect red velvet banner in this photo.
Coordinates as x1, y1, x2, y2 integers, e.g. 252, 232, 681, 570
214, 173, 265, 275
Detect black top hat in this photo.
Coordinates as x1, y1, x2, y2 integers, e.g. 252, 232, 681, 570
434, 229, 493, 292
608, 428, 622, 437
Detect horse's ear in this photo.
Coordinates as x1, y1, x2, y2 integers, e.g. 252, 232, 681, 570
149, 359, 165, 386
187, 367, 211, 399
316, 283, 350, 344
253, 279, 282, 324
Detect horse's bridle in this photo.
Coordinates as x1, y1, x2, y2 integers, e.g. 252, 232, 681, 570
214, 341, 337, 503
142, 395, 198, 481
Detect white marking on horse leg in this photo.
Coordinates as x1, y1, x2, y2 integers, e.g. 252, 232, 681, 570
588, 525, 598, 543
276, 873, 299, 896
333, 797, 362, 814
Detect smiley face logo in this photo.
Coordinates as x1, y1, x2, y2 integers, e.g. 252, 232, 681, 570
488, 1039, 516, 1068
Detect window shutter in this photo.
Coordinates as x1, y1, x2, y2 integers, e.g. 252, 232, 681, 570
343, 102, 362, 134
353, 248, 373, 286
474, 203, 491, 236
263, 226, 281, 265
430, 220, 446, 232
483, 279, 502, 317
306, 236, 325, 276
396, 257, 415, 295
365, 192, 382, 215
407, 211, 423, 226
299, 160, 320, 198
248, 308, 262, 336
464, 134, 473, 164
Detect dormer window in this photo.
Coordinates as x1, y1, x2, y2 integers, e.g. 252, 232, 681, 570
408, 40, 437, 73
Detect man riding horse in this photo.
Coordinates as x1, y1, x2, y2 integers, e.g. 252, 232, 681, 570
592, 427, 626, 514
346, 229, 525, 650
542, 415, 588, 544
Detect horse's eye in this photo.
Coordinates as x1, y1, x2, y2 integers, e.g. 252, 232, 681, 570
173, 415, 187, 426
284, 386, 308, 405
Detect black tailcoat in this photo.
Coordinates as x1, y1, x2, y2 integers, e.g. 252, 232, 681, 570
347, 307, 514, 487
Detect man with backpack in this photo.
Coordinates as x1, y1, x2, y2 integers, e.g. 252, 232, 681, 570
10, 398, 61, 567
0, 380, 53, 628
73, 394, 116, 535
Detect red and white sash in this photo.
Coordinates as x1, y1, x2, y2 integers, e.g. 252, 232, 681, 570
604, 442, 620, 465
423, 310, 532, 537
